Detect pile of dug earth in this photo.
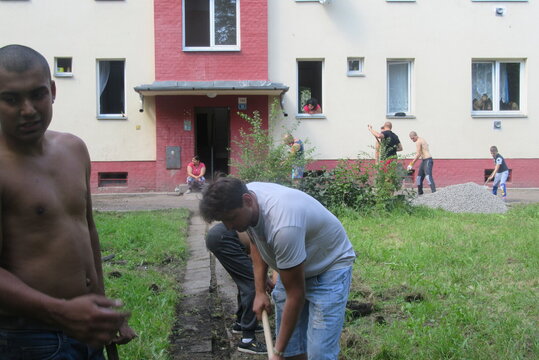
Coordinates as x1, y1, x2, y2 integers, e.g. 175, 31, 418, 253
411, 182, 507, 214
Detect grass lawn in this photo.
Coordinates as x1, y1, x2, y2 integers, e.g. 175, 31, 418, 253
95, 209, 190, 360
340, 204, 539, 360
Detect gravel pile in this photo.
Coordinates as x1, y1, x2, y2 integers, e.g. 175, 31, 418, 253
411, 182, 507, 213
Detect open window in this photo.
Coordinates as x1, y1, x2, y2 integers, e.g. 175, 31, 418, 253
472, 60, 524, 115
97, 60, 125, 119
183, 0, 240, 51
298, 60, 323, 114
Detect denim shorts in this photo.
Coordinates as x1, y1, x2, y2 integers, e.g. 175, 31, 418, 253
271, 266, 353, 360
0, 329, 104, 360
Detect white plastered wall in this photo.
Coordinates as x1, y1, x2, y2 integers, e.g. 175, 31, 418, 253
0, 0, 155, 161
268, 0, 538, 161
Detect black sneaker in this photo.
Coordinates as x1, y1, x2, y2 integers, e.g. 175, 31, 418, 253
231, 323, 264, 334
237, 339, 267, 354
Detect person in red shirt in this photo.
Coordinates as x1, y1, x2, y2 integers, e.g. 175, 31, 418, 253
302, 98, 322, 114
186, 155, 206, 193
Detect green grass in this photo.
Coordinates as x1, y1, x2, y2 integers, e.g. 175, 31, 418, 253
95, 209, 190, 360
340, 204, 539, 360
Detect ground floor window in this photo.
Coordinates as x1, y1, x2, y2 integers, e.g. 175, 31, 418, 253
387, 60, 412, 115
472, 60, 524, 114
298, 60, 323, 114
98, 172, 128, 187
97, 59, 125, 119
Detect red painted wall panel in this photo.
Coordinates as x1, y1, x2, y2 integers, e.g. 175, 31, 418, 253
310, 158, 539, 188
154, 0, 268, 81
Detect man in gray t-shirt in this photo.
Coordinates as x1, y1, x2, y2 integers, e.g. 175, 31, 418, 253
200, 177, 356, 360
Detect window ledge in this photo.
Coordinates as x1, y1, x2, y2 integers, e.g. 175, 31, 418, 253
54, 73, 73, 78
183, 47, 240, 52
97, 115, 127, 120
471, 113, 527, 118
347, 73, 366, 77
386, 115, 416, 119
296, 114, 326, 120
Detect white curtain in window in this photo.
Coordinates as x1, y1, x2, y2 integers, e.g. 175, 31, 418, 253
472, 63, 493, 100
499, 63, 509, 104
388, 62, 409, 113
99, 61, 111, 97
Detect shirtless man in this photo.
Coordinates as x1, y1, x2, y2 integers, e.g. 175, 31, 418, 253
0, 44, 135, 359
407, 131, 436, 195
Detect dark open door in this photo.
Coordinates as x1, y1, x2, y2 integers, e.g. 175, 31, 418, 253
195, 107, 229, 180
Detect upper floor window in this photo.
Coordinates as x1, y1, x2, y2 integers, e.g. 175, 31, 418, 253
387, 60, 412, 116
54, 57, 73, 78
472, 60, 524, 115
97, 60, 125, 119
183, 0, 240, 51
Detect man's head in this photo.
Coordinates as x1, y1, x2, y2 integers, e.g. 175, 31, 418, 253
383, 121, 393, 130
490, 146, 498, 158
0, 45, 55, 143
409, 131, 418, 142
199, 177, 258, 232
283, 133, 294, 146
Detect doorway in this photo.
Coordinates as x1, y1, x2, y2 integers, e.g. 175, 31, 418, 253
195, 107, 230, 180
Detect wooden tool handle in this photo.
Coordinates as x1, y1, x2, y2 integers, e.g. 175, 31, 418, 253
105, 343, 120, 360
262, 310, 274, 359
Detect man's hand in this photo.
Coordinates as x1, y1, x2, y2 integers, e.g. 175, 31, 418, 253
113, 320, 137, 345
253, 292, 272, 319
51, 294, 131, 348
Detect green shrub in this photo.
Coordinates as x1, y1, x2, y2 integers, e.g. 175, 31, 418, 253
230, 99, 313, 184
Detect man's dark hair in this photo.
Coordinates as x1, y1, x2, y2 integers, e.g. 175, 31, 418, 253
0, 44, 51, 80
199, 177, 249, 223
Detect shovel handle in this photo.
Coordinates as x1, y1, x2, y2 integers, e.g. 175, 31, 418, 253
105, 343, 120, 360
262, 310, 274, 359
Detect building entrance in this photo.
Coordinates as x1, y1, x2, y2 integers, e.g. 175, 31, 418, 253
195, 107, 230, 180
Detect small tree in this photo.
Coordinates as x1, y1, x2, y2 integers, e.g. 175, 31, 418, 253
230, 99, 313, 185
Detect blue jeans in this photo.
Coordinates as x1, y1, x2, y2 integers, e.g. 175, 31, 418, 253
272, 266, 353, 360
0, 329, 104, 360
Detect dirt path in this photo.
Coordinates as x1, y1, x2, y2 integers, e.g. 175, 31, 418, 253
93, 192, 262, 360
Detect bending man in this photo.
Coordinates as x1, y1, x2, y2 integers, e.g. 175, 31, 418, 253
200, 177, 356, 360
407, 131, 436, 195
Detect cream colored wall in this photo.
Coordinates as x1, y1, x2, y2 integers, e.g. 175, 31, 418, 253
0, 0, 155, 161
269, 0, 538, 160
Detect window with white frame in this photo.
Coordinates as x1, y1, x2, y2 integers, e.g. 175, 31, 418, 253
387, 60, 412, 115
183, 0, 239, 51
298, 60, 323, 114
97, 60, 125, 119
472, 60, 523, 113
347, 57, 365, 77
54, 57, 72, 78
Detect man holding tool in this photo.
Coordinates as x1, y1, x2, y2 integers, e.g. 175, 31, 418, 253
0, 44, 136, 359
200, 177, 356, 360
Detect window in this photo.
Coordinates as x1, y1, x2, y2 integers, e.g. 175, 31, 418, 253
183, 0, 239, 51
387, 60, 412, 115
98, 172, 128, 187
472, 60, 524, 114
97, 60, 125, 119
472, 1, 526, 2
347, 57, 365, 77
54, 57, 72, 78
298, 60, 323, 114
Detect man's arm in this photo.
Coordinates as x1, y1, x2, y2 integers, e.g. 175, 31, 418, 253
397, 142, 403, 152
367, 125, 384, 140
487, 164, 501, 181
249, 239, 272, 316
273, 263, 306, 356
83, 144, 136, 345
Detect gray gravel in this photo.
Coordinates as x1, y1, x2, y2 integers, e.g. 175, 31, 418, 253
411, 182, 508, 213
